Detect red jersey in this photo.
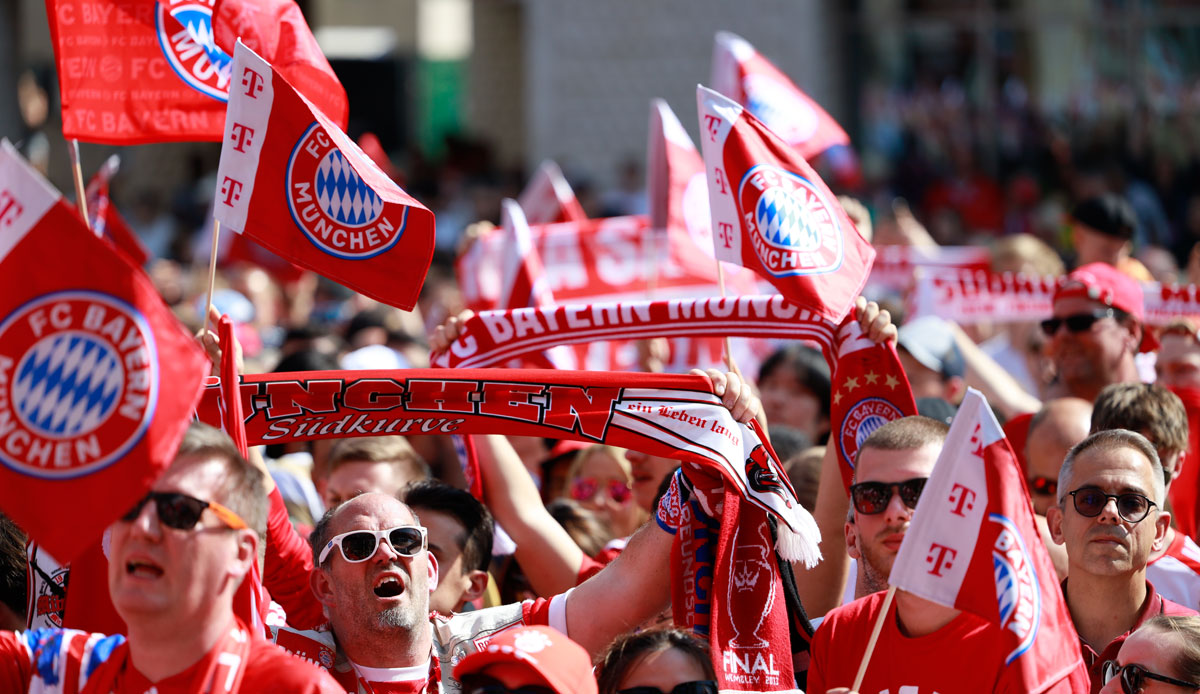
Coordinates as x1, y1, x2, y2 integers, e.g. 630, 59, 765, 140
808, 591, 1006, 694
1065, 580, 1198, 693
0, 623, 342, 693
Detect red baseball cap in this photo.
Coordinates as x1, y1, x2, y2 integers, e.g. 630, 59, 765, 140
1052, 262, 1156, 352
453, 626, 597, 694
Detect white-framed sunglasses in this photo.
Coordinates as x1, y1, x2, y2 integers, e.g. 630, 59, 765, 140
318, 525, 427, 565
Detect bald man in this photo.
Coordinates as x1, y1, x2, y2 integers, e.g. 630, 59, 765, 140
1026, 398, 1094, 579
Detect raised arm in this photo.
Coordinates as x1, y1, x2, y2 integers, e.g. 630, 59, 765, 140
565, 370, 757, 656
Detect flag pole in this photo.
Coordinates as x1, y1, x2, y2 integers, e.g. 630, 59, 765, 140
716, 261, 737, 374
67, 140, 90, 230
204, 217, 221, 334
852, 584, 897, 691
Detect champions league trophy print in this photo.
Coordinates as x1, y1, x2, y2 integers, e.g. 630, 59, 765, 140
727, 520, 776, 649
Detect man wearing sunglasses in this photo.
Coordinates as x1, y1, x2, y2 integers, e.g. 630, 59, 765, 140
1046, 429, 1198, 693
265, 370, 759, 694
0, 422, 343, 693
811, 415, 1020, 692
1042, 263, 1154, 404
1090, 383, 1200, 611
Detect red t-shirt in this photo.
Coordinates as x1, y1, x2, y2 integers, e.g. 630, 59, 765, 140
0, 625, 343, 693
808, 591, 1005, 694
1066, 580, 1199, 694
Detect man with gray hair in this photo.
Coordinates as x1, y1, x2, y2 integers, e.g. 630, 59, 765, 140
1046, 429, 1197, 692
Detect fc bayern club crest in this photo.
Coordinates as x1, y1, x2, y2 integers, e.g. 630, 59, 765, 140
742, 74, 818, 144
286, 122, 408, 260
838, 397, 903, 469
737, 164, 843, 278
155, 1, 232, 101
0, 291, 159, 479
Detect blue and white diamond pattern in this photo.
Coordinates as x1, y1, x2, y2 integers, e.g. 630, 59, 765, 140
315, 150, 384, 227
755, 186, 821, 252
12, 333, 124, 438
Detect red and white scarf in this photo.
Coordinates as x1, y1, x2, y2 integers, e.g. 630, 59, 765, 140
430, 295, 835, 369
197, 368, 819, 564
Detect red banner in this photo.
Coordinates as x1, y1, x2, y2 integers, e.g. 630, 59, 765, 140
696, 85, 874, 323
0, 140, 209, 562
46, 0, 231, 144
710, 31, 850, 162
214, 42, 434, 311
517, 160, 587, 225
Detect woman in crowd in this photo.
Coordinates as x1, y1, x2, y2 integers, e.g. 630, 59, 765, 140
1100, 615, 1200, 694
757, 344, 832, 445
568, 445, 646, 549
596, 629, 717, 694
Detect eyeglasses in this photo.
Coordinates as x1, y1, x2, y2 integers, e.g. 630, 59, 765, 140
570, 477, 632, 504
1068, 488, 1156, 523
318, 525, 427, 565
121, 491, 248, 531
1102, 660, 1200, 693
849, 478, 927, 515
1028, 475, 1058, 497
460, 674, 556, 694
620, 681, 719, 694
1040, 308, 1123, 337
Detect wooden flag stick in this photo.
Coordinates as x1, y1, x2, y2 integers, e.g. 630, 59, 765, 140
716, 261, 737, 374
852, 584, 897, 691
203, 217, 222, 334
68, 140, 90, 230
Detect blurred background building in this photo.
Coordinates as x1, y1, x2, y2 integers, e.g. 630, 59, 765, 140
4, 0, 1200, 270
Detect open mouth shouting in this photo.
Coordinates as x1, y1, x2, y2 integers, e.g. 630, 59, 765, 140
373, 573, 405, 599
126, 556, 165, 580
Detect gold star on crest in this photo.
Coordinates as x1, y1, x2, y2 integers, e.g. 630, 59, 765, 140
844, 376, 861, 391
864, 371, 879, 385
884, 374, 900, 389
833, 390, 843, 405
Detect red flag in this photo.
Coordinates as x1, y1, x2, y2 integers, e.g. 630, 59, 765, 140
695, 85, 874, 323
498, 199, 556, 312
85, 155, 152, 266
890, 389, 1090, 692
45, 0, 232, 144
829, 317, 917, 493
212, 0, 348, 130
456, 223, 504, 313
0, 139, 209, 562
710, 31, 850, 162
648, 99, 710, 246
214, 41, 435, 311
518, 160, 588, 225
356, 132, 402, 185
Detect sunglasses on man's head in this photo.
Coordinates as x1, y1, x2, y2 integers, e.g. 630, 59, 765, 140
459, 674, 556, 694
1102, 660, 1200, 693
619, 681, 719, 694
1039, 308, 1124, 337
1028, 475, 1057, 497
848, 478, 927, 515
570, 477, 632, 504
318, 525, 427, 565
1068, 488, 1156, 524
121, 491, 247, 531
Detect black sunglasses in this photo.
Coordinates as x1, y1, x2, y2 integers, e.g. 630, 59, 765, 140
620, 681, 719, 694
121, 491, 247, 531
1068, 488, 1156, 524
849, 478, 927, 515
1028, 475, 1057, 497
1102, 660, 1200, 693
1040, 308, 1124, 337
460, 674, 556, 694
